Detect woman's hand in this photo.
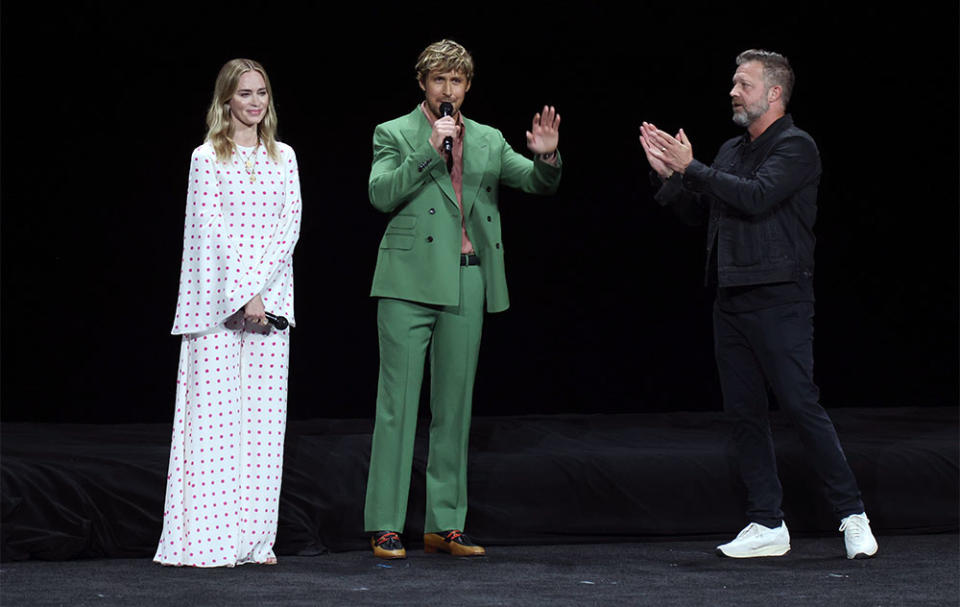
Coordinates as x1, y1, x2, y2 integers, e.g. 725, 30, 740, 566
244, 295, 268, 326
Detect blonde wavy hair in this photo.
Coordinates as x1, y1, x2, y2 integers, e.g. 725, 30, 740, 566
415, 39, 475, 83
205, 58, 280, 163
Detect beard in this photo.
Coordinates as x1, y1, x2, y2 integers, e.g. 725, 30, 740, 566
424, 99, 459, 121
731, 96, 769, 127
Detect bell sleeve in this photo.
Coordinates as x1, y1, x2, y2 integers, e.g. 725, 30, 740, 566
251, 145, 302, 325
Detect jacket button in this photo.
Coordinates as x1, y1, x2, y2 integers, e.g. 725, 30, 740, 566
429, 208, 436, 214
495, 242, 500, 249
486, 186, 492, 192
426, 236, 434, 243
487, 216, 492, 222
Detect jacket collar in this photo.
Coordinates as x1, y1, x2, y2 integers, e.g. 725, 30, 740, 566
742, 114, 793, 150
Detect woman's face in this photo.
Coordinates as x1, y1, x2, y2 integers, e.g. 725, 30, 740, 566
228, 70, 268, 128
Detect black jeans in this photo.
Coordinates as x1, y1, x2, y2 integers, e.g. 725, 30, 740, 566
713, 301, 864, 528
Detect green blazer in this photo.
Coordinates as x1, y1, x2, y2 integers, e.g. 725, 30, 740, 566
369, 106, 562, 313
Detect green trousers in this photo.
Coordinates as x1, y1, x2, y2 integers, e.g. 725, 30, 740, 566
364, 265, 484, 533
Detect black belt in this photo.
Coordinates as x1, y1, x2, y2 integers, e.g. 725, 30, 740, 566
460, 254, 480, 266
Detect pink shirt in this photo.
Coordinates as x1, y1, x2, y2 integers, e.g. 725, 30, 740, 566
421, 102, 474, 255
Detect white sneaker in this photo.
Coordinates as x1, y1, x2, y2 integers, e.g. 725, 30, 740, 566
716, 522, 791, 558
839, 513, 878, 559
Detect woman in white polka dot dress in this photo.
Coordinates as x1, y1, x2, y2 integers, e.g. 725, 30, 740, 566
154, 58, 301, 567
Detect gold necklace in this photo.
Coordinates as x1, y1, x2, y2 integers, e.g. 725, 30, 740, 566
237, 141, 260, 183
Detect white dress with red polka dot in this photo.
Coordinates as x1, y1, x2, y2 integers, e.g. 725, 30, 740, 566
154, 141, 301, 567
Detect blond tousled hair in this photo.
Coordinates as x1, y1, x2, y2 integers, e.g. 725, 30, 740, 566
205, 58, 280, 163
415, 39, 475, 83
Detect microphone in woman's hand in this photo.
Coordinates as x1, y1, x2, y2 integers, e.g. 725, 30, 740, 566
265, 312, 289, 330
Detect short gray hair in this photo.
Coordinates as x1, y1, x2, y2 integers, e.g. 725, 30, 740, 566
736, 49, 795, 107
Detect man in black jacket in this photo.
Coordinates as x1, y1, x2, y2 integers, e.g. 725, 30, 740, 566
640, 49, 878, 560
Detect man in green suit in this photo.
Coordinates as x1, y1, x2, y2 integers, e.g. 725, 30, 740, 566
364, 39, 562, 559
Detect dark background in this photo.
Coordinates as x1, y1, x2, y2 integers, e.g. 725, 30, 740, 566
1, 2, 957, 423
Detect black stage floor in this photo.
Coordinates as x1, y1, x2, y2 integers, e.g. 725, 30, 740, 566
2, 534, 957, 606
2, 406, 957, 562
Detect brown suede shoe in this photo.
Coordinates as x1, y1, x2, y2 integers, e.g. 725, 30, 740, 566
371, 531, 406, 559
423, 530, 486, 557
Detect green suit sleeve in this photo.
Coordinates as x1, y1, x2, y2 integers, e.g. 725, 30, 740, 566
368, 124, 447, 213
494, 130, 562, 195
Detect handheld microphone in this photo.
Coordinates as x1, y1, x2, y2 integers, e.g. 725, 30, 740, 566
264, 312, 289, 330
439, 102, 454, 154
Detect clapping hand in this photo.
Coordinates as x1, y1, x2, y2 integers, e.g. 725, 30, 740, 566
640, 122, 693, 174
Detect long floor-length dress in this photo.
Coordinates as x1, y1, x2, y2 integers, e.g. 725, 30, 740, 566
154, 140, 301, 567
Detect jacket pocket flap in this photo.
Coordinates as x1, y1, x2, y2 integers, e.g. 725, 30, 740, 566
380, 234, 414, 250
387, 215, 417, 231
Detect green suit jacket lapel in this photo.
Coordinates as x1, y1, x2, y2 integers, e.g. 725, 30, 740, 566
462, 120, 490, 220
399, 107, 458, 211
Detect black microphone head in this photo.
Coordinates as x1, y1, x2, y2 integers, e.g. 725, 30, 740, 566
264, 312, 289, 330
440, 102, 453, 117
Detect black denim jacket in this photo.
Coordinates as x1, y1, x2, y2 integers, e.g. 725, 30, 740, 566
655, 115, 820, 288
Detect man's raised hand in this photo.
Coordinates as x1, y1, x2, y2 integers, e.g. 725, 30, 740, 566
526, 105, 561, 155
